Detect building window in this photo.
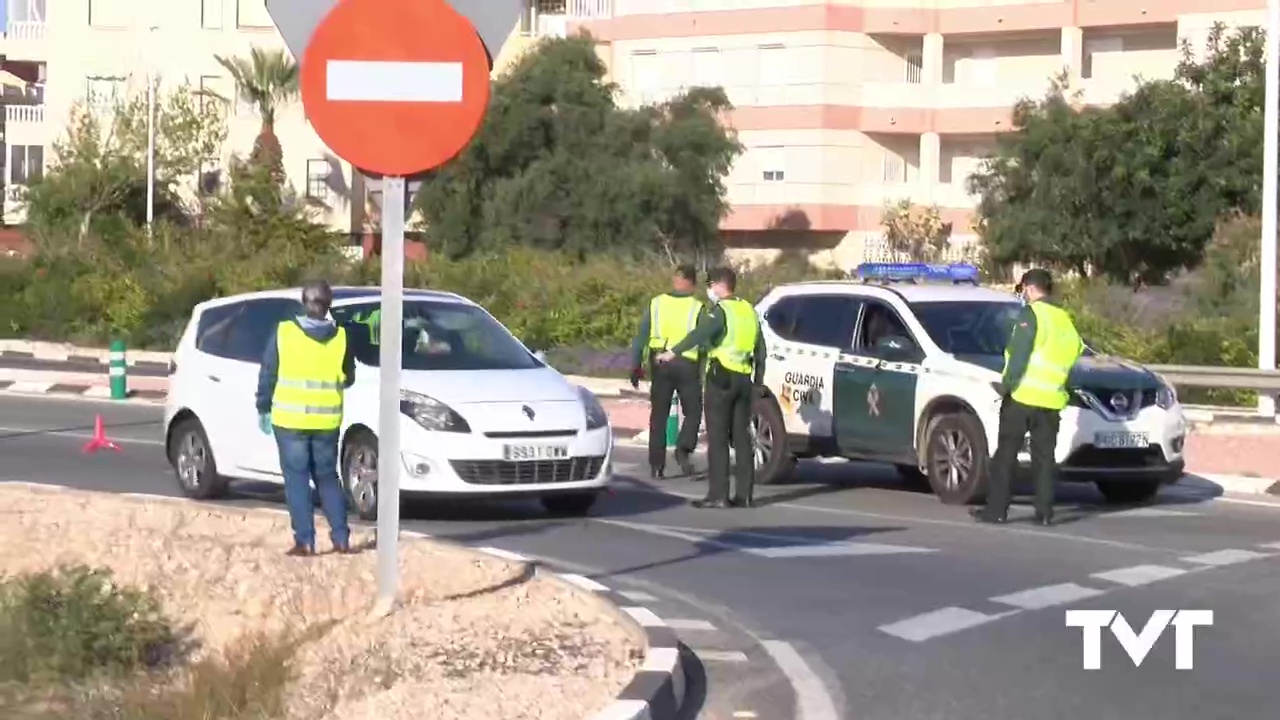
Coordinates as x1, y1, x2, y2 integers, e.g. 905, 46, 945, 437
882, 152, 906, 183
1082, 37, 1123, 80
11, 0, 46, 22
88, 0, 129, 27
86, 76, 126, 108
905, 53, 923, 84
236, 0, 273, 28
306, 160, 331, 201
691, 48, 723, 88
630, 50, 660, 105
198, 75, 229, 115
10, 145, 44, 186
202, 0, 223, 29
758, 44, 786, 87
757, 146, 785, 182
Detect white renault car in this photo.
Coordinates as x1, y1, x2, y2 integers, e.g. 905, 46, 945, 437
163, 287, 614, 519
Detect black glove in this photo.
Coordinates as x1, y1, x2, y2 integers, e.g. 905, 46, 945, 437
629, 367, 643, 390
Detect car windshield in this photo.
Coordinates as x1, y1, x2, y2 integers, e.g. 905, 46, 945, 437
910, 301, 1025, 356
332, 300, 542, 371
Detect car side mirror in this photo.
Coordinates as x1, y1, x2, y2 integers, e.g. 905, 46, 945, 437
874, 334, 916, 360
533, 350, 547, 362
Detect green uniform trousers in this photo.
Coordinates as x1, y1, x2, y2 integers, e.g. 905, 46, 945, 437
647, 356, 703, 472
704, 360, 755, 503
984, 397, 1061, 518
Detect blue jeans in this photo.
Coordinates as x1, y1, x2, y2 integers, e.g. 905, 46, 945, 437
273, 427, 350, 549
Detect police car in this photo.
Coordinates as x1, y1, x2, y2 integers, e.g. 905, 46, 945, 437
749, 263, 1188, 505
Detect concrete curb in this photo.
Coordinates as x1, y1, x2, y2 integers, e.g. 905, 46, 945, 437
1177, 473, 1280, 497
2, 482, 688, 720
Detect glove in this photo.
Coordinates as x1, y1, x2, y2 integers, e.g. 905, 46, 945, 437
629, 367, 643, 390
258, 413, 272, 435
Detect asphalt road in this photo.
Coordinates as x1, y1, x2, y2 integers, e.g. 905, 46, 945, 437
3, 393, 1279, 720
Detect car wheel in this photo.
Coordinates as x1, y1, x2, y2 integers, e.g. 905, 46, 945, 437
751, 395, 795, 485
924, 413, 989, 505
342, 430, 379, 522
168, 418, 228, 500
1096, 479, 1161, 505
541, 492, 599, 517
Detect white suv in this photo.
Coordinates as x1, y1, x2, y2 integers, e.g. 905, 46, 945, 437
163, 287, 614, 518
749, 266, 1188, 505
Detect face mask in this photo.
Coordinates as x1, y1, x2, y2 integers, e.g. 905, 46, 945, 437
706, 287, 719, 303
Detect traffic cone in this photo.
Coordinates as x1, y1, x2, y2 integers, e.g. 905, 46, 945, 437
82, 415, 121, 453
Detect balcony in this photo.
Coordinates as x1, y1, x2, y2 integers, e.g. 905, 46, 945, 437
6, 104, 44, 124
2, 21, 46, 60
521, 0, 612, 38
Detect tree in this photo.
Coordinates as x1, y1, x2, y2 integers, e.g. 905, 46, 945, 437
968, 25, 1264, 286
413, 35, 742, 262
24, 84, 226, 254
215, 47, 299, 185
880, 199, 953, 261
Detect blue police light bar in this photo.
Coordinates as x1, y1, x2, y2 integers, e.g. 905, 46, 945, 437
854, 262, 980, 284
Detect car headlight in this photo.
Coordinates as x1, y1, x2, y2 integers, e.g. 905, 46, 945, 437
1155, 383, 1177, 410
398, 389, 471, 433
577, 386, 609, 430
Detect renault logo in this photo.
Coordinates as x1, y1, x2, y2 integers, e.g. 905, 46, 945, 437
522, 405, 535, 420
1109, 392, 1130, 413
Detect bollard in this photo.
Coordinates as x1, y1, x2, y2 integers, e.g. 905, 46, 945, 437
665, 403, 679, 447
108, 339, 127, 400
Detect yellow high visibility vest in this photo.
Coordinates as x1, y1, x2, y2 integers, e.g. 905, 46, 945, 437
647, 294, 703, 361
1005, 301, 1082, 410
271, 322, 347, 431
708, 297, 759, 375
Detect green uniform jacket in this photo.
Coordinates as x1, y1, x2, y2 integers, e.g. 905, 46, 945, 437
668, 299, 766, 385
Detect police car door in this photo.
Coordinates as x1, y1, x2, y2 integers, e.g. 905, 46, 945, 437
834, 298, 921, 461
768, 294, 862, 439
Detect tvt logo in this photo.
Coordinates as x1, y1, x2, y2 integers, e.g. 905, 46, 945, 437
1065, 610, 1213, 670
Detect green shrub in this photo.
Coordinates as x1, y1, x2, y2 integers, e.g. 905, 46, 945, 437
0, 566, 179, 685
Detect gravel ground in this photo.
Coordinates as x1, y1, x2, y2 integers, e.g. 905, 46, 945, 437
0, 486, 642, 720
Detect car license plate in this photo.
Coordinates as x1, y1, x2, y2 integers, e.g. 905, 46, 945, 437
1094, 431, 1149, 449
503, 444, 569, 461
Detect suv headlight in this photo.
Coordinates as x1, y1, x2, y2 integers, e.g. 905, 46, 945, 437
399, 389, 471, 433
577, 386, 609, 430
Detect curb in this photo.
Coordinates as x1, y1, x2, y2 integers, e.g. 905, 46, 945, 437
3, 482, 688, 720
1177, 473, 1280, 497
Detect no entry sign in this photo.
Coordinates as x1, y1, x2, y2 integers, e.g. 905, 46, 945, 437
298, 0, 491, 177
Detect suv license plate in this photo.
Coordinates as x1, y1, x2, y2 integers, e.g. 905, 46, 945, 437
503, 444, 569, 461
1094, 431, 1149, 449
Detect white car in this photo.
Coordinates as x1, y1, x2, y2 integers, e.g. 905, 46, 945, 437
749, 264, 1189, 505
163, 287, 614, 518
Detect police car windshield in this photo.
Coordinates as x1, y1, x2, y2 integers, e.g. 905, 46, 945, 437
910, 301, 1023, 356
331, 300, 542, 371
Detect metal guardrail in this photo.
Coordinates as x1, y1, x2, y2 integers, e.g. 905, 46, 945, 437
1148, 365, 1280, 391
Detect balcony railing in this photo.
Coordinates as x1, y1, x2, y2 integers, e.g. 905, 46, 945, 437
5, 104, 44, 123
4, 21, 46, 41
525, 0, 611, 37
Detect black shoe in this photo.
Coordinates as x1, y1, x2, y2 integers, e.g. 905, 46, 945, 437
692, 498, 730, 509
674, 450, 695, 476
730, 497, 754, 509
969, 508, 1007, 524
650, 467, 665, 480
1032, 513, 1054, 527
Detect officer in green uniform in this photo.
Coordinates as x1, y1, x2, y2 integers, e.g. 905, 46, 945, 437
657, 267, 765, 509
630, 264, 705, 478
971, 268, 1082, 526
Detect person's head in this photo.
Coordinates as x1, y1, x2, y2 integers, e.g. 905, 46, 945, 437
672, 264, 697, 294
300, 279, 334, 320
706, 267, 737, 302
1015, 268, 1053, 303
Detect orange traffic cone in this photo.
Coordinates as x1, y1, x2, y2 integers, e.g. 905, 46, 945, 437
82, 415, 121, 453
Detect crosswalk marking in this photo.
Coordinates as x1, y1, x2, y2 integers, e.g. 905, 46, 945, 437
557, 573, 610, 592
664, 618, 717, 631
1180, 548, 1270, 566
1091, 564, 1187, 587
990, 582, 1105, 610
619, 590, 658, 602
622, 606, 665, 627
878, 606, 1013, 642
697, 650, 750, 663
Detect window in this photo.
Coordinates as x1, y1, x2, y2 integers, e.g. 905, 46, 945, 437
855, 300, 915, 354
757, 146, 784, 182
332, 300, 543, 371
9, 145, 44, 185
691, 48, 723, 88
758, 44, 786, 87
88, 0, 129, 27
790, 295, 862, 349
236, 0, 273, 28
11, 0, 46, 22
764, 296, 803, 341
1082, 37, 1123, 80
195, 303, 243, 359
905, 53, 923, 84
86, 76, 125, 108
198, 75, 229, 115
630, 51, 660, 103
223, 299, 306, 363
306, 159, 331, 201
882, 151, 906, 183
202, 0, 223, 29
910, 301, 1023, 356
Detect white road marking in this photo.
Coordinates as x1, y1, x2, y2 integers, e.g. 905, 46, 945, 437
878, 606, 1016, 642
751, 542, 935, 557
663, 618, 717, 631
622, 606, 665, 627
6, 381, 52, 393
0, 425, 164, 446
597, 518, 937, 558
640, 646, 680, 672
327, 60, 463, 102
1180, 548, 1271, 566
759, 641, 841, 720
696, 650, 749, 663
619, 590, 658, 603
1099, 507, 1195, 518
1091, 564, 1188, 587
733, 712, 758, 718
1259, 541, 1280, 549
990, 582, 1106, 610
557, 573, 609, 592
476, 547, 528, 562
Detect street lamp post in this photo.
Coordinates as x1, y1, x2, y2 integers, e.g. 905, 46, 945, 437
1262, 0, 1280, 417
145, 25, 157, 234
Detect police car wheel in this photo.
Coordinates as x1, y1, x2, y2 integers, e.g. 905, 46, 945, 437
751, 395, 795, 485
169, 418, 228, 500
923, 413, 989, 505
1095, 479, 1161, 505
341, 430, 379, 522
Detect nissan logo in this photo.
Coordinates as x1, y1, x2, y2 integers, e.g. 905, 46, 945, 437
1109, 392, 1130, 413
522, 405, 535, 420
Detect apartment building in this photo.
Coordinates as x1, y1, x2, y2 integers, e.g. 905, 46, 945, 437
0, 0, 1269, 266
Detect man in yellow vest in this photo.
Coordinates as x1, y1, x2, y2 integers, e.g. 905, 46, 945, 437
657, 267, 765, 509
255, 280, 357, 556
629, 264, 705, 479
971, 269, 1082, 526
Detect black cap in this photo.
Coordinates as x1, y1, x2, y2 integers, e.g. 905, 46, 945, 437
674, 264, 697, 282
1016, 268, 1053, 294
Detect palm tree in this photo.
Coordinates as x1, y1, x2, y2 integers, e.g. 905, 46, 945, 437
215, 47, 299, 184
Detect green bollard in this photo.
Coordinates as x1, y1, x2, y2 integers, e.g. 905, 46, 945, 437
108, 339, 127, 400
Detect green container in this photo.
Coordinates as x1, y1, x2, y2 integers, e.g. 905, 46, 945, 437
108, 339, 127, 400
664, 404, 679, 447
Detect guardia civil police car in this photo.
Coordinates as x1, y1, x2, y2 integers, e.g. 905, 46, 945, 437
748, 263, 1188, 505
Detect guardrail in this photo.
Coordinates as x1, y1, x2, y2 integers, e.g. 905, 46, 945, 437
1149, 365, 1280, 391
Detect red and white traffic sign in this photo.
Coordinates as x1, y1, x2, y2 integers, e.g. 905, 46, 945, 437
299, 0, 491, 177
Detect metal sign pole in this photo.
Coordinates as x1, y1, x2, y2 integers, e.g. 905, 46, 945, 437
373, 174, 406, 615
1260, 0, 1280, 418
